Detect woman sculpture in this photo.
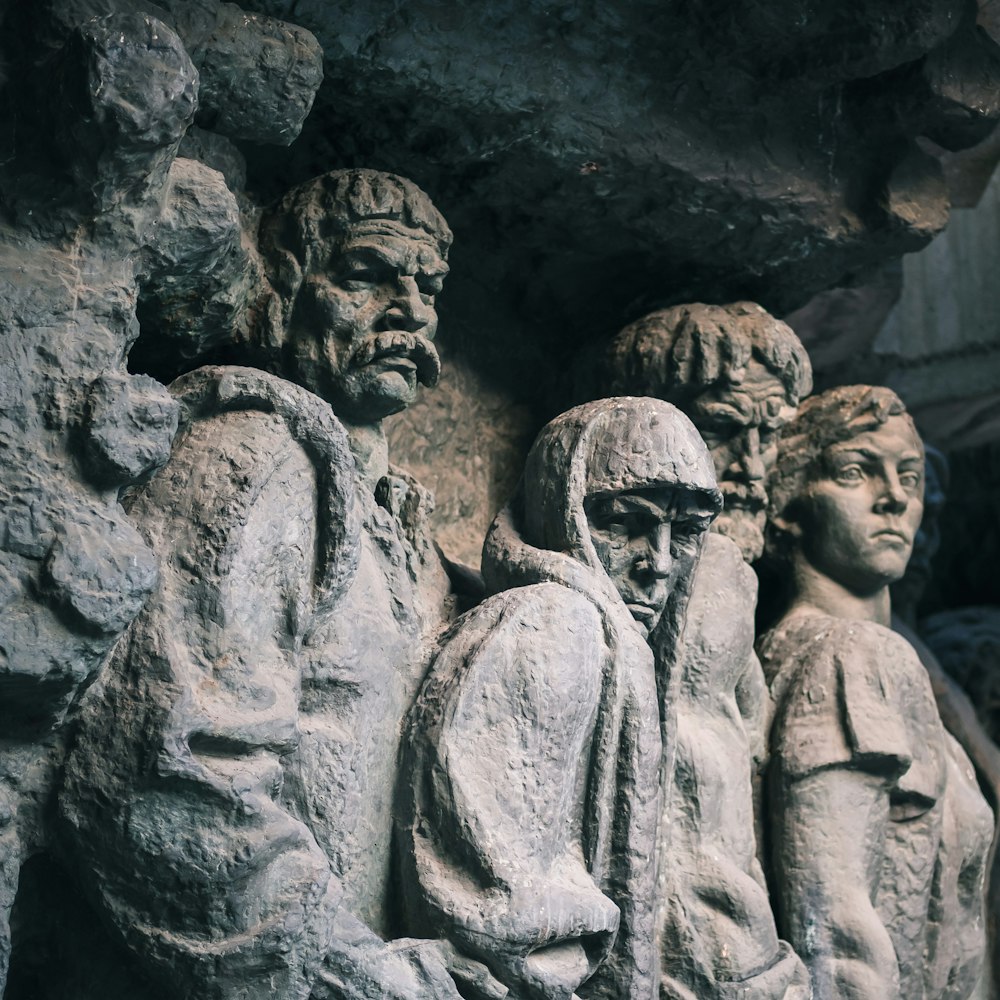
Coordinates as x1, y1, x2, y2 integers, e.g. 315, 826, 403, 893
758, 385, 992, 1000
397, 397, 722, 1000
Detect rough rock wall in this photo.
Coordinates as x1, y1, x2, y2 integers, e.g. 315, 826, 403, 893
228, 0, 1000, 563
0, 4, 323, 987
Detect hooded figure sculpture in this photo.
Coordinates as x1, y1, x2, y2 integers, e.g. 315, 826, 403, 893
398, 397, 722, 1000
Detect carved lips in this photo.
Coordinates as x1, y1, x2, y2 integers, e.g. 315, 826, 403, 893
350, 330, 442, 387
870, 526, 911, 545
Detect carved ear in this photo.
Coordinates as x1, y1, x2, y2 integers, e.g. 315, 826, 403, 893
769, 508, 803, 541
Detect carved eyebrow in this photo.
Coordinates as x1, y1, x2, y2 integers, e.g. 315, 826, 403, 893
674, 513, 714, 532
338, 244, 404, 269
828, 446, 881, 462
699, 397, 752, 422
339, 243, 448, 282
591, 495, 666, 517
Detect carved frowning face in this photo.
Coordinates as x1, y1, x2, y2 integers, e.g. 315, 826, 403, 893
287, 221, 449, 423
585, 488, 715, 635
795, 415, 925, 595
688, 359, 797, 562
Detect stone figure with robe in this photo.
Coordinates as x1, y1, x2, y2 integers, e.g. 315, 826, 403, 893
576, 301, 812, 999
57, 170, 472, 1000
759, 385, 993, 1000
398, 396, 722, 1000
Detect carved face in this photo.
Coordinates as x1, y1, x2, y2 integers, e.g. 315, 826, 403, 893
794, 415, 924, 595
288, 222, 449, 422
585, 488, 714, 635
688, 358, 796, 562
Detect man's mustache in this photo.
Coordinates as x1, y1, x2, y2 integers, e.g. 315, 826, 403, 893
350, 331, 442, 387
720, 482, 767, 512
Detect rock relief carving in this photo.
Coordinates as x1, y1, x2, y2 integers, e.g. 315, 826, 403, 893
399, 396, 722, 1000
57, 170, 477, 999
758, 385, 993, 1000
0, 4, 322, 991
576, 301, 813, 999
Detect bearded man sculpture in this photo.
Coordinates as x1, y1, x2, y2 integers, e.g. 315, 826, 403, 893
759, 386, 992, 1000
57, 171, 470, 999
578, 302, 812, 999
398, 397, 722, 1000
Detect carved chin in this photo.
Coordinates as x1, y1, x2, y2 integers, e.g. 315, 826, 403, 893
714, 510, 765, 563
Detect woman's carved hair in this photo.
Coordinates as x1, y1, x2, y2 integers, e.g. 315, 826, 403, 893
764, 384, 917, 562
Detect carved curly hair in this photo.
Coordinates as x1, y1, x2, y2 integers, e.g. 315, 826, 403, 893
764, 384, 919, 562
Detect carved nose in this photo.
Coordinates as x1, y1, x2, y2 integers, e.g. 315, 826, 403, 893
638, 526, 673, 579
736, 428, 765, 482
874, 483, 908, 514
385, 277, 434, 332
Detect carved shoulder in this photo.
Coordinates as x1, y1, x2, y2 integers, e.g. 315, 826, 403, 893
760, 614, 917, 784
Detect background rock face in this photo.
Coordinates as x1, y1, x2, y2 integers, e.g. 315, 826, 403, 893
0, 1, 998, 997
246, 0, 997, 326
0, 0, 322, 721
219, 0, 1000, 563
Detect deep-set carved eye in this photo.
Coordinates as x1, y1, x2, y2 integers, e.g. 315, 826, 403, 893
341, 267, 380, 288
420, 276, 443, 293
836, 465, 864, 483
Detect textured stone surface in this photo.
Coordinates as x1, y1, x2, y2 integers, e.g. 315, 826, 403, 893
385, 345, 535, 568
760, 385, 992, 1000
51, 172, 475, 1000
244, 0, 1000, 334
400, 398, 721, 1000
0, 4, 324, 994
8, 0, 322, 149
232, 0, 1000, 552
184, 2, 323, 144
0, 3, 998, 999
573, 302, 812, 998
132, 155, 262, 377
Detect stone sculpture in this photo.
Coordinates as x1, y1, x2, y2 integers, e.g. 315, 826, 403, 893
758, 386, 993, 1000
398, 396, 722, 1000
0, 4, 322, 993
577, 302, 812, 999
57, 170, 472, 999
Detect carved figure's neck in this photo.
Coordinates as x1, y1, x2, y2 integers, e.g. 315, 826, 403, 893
788, 553, 892, 628
342, 420, 389, 493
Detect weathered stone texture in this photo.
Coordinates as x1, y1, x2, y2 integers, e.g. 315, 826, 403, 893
246, 0, 1000, 332
0, 3, 999, 999
0, 4, 323, 995
760, 385, 993, 1000
229, 0, 1000, 551
385, 345, 535, 568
